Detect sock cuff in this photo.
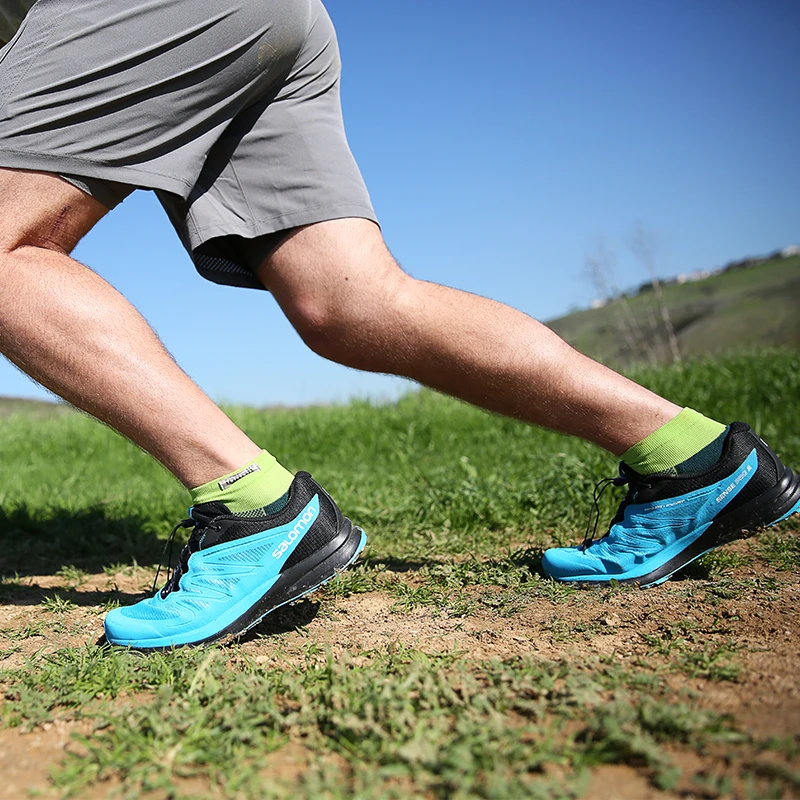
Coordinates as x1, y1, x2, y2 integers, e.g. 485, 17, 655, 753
621, 408, 727, 474
190, 450, 291, 511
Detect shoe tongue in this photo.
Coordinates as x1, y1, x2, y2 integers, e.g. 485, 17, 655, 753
188, 502, 232, 548
190, 500, 231, 521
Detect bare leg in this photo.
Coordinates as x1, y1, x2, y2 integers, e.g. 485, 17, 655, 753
257, 219, 681, 455
0, 169, 260, 486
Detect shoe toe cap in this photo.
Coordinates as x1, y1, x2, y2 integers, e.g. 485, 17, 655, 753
542, 546, 582, 579
103, 601, 175, 647
542, 545, 610, 580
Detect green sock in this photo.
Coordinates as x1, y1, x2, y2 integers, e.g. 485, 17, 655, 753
621, 408, 728, 476
190, 450, 294, 514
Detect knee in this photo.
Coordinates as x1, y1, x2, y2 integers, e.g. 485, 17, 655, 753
287, 292, 346, 359
285, 269, 416, 366
258, 219, 418, 366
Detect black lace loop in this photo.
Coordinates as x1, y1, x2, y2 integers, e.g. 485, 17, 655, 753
152, 518, 194, 595
579, 472, 629, 551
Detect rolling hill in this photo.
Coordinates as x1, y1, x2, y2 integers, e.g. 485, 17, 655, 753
547, 253, 800, 367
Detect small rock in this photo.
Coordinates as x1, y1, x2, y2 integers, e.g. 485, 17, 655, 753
603, 613, 621, 627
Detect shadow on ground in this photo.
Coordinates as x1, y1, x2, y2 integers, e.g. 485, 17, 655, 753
0, 582, 147, 607
0, 505, 167, 576
363, 549, 546, 576
241, 598, 322, 641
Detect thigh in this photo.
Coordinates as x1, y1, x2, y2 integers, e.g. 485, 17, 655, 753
174, 0, 377, 290
254, 217, 403, 318
0, 168, 107, 254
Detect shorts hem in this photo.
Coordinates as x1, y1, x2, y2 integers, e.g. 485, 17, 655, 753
0, 149, 193, 200
188, 202, 380, 290
186, 202, 379, 250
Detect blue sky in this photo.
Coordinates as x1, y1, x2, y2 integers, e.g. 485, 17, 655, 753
3, 0, 799, 406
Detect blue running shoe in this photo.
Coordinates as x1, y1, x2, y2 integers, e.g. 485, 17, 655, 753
542, 423, 800, 587
104, 472, 367, 650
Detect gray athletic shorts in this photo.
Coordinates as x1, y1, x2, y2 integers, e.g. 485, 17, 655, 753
0, 0, 377, 288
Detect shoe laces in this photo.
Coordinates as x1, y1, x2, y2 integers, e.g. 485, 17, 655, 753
579, 465, 652, 551
152, 508, 221, 598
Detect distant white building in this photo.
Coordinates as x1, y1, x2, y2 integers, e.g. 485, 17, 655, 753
676, 270, 712, 285
780, 245, 800, 258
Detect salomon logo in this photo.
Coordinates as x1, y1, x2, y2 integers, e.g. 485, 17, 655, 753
272, 500, 319, 559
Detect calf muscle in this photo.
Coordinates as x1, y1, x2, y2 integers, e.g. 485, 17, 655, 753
0, 168, 261, 486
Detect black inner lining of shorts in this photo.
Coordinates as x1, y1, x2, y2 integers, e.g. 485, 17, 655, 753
196, 231, 289, 277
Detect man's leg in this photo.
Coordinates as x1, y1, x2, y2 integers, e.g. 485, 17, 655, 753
1, 169, 366, 649
257, 217, 800, 587
0, 168, 262, 487
256, 218, 681, 455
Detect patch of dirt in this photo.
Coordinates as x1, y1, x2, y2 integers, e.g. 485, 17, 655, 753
584, 764, 673, 799
0, 568, 153, 669
0, 721, 90, 799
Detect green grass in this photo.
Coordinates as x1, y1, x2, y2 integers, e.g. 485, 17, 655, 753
757, 531, 800, 571
2, 349, 798, 573
40, 593, 79, 614
0, 349, 799, 798
0, 644, 758, 798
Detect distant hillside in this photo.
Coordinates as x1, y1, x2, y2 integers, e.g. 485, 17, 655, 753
0, 396, 70, 418
547, 254, 800, 366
